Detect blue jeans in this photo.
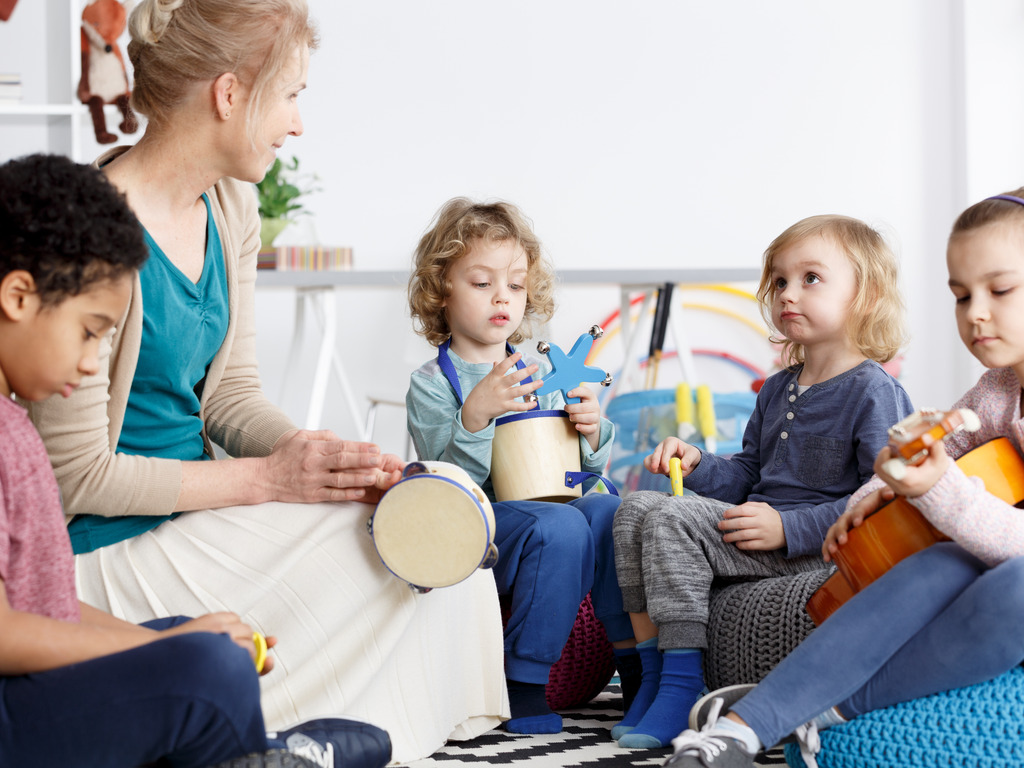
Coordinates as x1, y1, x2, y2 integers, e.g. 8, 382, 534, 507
0, 616, 267, 768
494, 493, 631, 683
732, 543, 1024, 748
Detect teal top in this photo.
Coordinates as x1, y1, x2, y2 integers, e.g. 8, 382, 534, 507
69, 194, 229, 555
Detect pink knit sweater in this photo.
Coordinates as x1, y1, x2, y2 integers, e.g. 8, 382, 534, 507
847, 367, 1024, 566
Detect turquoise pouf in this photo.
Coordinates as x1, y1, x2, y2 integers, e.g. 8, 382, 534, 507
784, 665, 1024, 768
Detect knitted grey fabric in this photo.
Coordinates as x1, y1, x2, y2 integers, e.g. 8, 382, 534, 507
704, 568, 834, 691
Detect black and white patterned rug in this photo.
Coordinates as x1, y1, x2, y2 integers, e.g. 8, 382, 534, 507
403, 681, 787, 767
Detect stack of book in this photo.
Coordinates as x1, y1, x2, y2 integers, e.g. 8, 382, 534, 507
0, 73, 22, 103
257, 245, 353, 271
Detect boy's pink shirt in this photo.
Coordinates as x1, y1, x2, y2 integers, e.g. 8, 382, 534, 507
0, 396, 79, 621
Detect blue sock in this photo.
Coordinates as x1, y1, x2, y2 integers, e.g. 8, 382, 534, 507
618, 649, 704, 748
505, 680, 562, 734
611, 638, 662, 740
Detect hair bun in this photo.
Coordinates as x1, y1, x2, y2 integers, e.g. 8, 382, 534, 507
130, 0, 185, 44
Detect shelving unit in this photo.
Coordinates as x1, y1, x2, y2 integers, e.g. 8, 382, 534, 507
0, 0, 137, 163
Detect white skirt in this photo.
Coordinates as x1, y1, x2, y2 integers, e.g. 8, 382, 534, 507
73, 501, 509, 764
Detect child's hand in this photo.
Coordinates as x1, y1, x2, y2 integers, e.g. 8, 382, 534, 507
823, 485, 895, 561
564, 384, 601, 451
461, 351, 542, 433
357, 453, 405, 504
718, 502, 785, 550
643, 436, 701, 477
160, 612, 276, 673
874, 441, 949, 498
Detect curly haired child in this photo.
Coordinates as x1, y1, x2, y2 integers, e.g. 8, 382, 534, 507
406, 197, 638, 734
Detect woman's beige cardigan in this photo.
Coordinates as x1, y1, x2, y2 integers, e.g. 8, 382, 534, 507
25, 147, 295, 522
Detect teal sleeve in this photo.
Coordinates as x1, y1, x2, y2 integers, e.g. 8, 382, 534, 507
405, 368, 495, 489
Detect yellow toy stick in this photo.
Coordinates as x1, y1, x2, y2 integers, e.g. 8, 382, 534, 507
696, 385, 717, 454
253, 631, 268, 673
669, 457, 684, 496
675, 383, 697, 441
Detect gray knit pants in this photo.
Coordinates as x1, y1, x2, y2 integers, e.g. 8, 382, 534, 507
612, 490, 829, 650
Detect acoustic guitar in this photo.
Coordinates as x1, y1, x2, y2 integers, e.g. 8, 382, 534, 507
806, 409, 1024, 625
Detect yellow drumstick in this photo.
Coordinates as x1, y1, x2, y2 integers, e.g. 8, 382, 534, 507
696, 385, 717, 454
676, 383, 697, 441
669, 457, 684, 496
253, 631, 267, 673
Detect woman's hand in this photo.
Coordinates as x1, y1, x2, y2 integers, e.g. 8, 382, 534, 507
822, 485, 895, 561
260, 429, 404, 503
564, 385, 602, 452
718, 501, 785, 550
874, 441, 949, 499
461, 352, 542, 434
643, 436, 702, 477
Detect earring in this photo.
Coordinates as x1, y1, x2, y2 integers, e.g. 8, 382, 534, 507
223, 111, 231, 119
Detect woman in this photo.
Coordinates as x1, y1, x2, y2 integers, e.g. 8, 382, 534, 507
24, 0, 508, 762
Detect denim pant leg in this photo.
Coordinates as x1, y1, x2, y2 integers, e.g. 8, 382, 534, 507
493, 499, 596, 683
0, 624, 267, 768
569, 493, 633, 642
840, 553, 1024, 717
731, 543, 989, 748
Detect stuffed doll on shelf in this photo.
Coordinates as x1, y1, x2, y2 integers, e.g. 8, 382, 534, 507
0, 0, 20, 22
77, 0, 138, 144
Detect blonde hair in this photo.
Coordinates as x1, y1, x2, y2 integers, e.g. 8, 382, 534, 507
950, 186, 1024, 239
756, 214, 907, 368
128, 0, 318, 142
409, 198, 556, 347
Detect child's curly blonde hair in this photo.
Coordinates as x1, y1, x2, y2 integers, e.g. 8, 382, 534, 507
757, 214, 907, 368
409, 197, 556, 347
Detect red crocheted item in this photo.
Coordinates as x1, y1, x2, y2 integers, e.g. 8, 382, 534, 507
500, 592, 615, 710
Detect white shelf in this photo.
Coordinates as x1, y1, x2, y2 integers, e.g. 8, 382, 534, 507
0, 103, 81, 116
0, 0, 84, 159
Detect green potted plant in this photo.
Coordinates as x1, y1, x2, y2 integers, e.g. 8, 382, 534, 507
255, 156, 315, 252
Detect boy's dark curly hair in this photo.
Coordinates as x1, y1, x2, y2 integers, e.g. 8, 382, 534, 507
0, 153, 147, 306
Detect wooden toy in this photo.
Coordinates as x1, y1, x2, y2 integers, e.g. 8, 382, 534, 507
534, 325, 612, 404
492, 410, 583, 502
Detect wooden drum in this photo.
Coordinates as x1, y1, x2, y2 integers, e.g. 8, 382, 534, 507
492, 409, 581, 502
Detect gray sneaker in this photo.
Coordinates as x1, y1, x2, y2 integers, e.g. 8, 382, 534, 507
686, 686, 823, 767
688, 684, 756, 732
208, 749, 319, 768
663, 698, 756, 768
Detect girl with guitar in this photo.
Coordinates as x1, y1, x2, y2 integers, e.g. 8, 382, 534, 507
666, 192, 1024, 768
612, 215, 913, 748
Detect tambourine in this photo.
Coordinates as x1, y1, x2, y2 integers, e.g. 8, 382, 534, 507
368, 461, 498, 593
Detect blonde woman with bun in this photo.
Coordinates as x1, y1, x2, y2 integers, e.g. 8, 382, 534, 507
24, 0, 507, 761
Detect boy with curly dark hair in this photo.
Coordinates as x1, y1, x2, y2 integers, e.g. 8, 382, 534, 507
0, 154, 390, 768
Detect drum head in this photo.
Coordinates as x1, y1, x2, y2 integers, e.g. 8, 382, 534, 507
372, 474, 493, 588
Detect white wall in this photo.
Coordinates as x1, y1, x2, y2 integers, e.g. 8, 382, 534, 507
3, 1, 1023, 456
